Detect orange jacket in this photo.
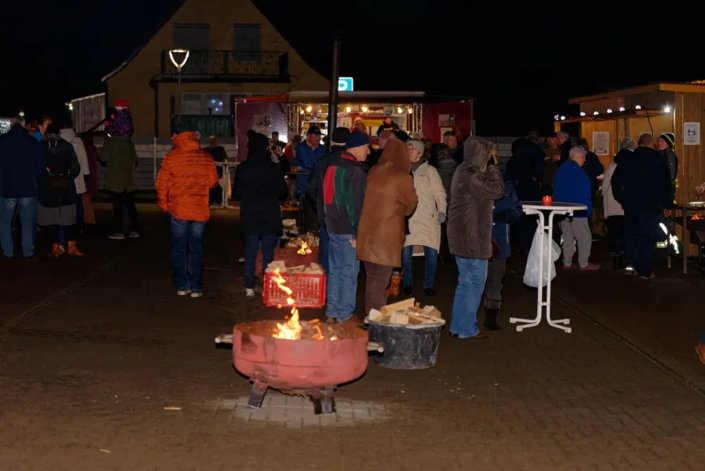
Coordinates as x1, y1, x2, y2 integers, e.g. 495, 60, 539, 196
156, 132, 220, 222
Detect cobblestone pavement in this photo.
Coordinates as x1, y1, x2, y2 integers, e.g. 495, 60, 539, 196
1, 205, 705, 470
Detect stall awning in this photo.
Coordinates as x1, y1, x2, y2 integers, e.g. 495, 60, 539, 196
559, 109, 670, 124
236, 91, 473, 104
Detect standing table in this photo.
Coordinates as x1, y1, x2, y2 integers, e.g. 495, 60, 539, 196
509, 202, 587, 334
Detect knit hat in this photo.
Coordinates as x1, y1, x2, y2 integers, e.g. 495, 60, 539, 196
331, 127, 351, 146
393, 130, 409, 142
346, 131, 370, 149
620, 137, 637, 150
659, 132, 675, 148
407, 139, 424, 156
115, 99, 129, 110
247, 130, 269, 151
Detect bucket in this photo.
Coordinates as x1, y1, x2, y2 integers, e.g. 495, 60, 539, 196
367, 320, 442, 370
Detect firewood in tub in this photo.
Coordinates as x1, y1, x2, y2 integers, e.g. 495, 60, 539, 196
380, 298, 416, 316
388, 310, 410, 325
408, 306, 446, 325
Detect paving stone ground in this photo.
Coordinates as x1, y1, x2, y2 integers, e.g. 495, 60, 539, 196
1, 204, 705, 470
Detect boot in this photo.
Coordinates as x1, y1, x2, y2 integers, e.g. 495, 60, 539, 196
67, 241, 85, 257
49, 243, 61, 259
483, 308, 503, 331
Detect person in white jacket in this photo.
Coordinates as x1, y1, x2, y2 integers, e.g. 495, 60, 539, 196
602, 137, 634, 270
401, 140, 447, 297
59, 124, 89, 228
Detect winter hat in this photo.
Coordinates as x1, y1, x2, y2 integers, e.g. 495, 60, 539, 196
393, 130, 409, 142
659, 132, 675, 148
115, 99, 129, 110
620, 137, 637, 150
346, 131, 370, 149
331, 127, 351, 146
407, 139, 424, 157
247, 130, 269, 152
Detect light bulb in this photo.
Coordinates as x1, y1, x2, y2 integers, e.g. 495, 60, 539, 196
560, 116, 566, 121
635, 105, 642, 110
361, 106, 368, 112
593, 111, 599, 116
554, 114, 560, 120
619, 107, 625, 112
407, 108, 413, 114
397, 107, 403, 114
607, 108, 613, 114
664, 105, 671, 113
580, 111, 586, 117
345, 106, 352, 113
305, 106, 312, 113
299, 109, 304, 115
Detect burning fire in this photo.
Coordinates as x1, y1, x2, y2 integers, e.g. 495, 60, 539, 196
297, 240, 312, 255
271, 268, 302, 340
693, 214, 704, 220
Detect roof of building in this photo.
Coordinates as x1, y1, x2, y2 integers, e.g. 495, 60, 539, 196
569, 82, 705, 104
238, 91, 474, 104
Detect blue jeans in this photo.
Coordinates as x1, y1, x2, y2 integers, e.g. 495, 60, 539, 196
318, 224, 330, 273
401, 245, 438, 289
244, 233, 278, 289
326, 234, 359, 321
0, 196, 36, 258
169, 216, 207, 293
450, 257, 488, 338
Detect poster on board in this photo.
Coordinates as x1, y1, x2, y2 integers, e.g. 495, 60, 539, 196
684, 122, 700, 145
592, 131, 610, 155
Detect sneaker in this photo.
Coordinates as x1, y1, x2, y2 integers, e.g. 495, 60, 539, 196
245, 288, 255, 297
190, 292, 203, 298
128, 231, 140, 239
579, 263, 600, 271
624, 266, 637, 276
177, 289, 191, 296
109, 233, 126, 240
562, 264, 575, 270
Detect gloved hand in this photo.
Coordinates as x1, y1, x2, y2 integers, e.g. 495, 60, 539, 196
437, 212, 446, 224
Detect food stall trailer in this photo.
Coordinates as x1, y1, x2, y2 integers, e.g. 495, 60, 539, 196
557, 81, 705, 267
233, 91, 473, 162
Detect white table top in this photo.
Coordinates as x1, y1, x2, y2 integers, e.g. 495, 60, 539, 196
521, 202, 588, 211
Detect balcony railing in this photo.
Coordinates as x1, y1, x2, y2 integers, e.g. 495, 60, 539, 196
162, 50, 289, 82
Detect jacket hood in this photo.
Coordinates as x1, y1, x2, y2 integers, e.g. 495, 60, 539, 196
463, 136, 495, 169
45, 134, 68, 154
172, 132, 201, 151
380, 139, 411, 173
59, 128, 77, 141
613, 148, 632, 164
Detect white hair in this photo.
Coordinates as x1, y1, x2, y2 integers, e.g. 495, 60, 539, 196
11, 115, 25, 127
556, 131, 569, 140
569, 145, 587, 158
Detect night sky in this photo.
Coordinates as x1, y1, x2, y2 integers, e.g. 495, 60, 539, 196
0, 0, 702, 135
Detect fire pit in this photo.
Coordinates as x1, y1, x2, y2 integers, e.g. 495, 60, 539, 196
215, 269, 382, 414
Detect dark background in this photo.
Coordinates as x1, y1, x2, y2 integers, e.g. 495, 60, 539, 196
0, 0, 701, 135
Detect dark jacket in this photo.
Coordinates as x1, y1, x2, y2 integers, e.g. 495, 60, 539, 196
492, 179, 521, 260
322, 152, 367, 235
365, 147, 382, 170
357, 139, 418, 267
559, 140, 572, 163
294, 140, 326, 195
96, 135, 138, 193
506, 138, 544, 201
435, 146, 458, 206
611, 146, 673, 212
448, 137, 505, 260
307, 146, 344, 223
233, 149, 289, 235
0, 125, 45, 198
39, 135, 80, 208
206, 145, 227, 178
661, 148, 678, 192
376, 121, 399, 137
583, 151, 605, 195
553, 160, 592, 218
451, 145, 464, 166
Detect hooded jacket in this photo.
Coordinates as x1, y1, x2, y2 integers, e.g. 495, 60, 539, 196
356, 139, 418, 267
39, 134, 80, 208
404, 161, 446, 250
448, 136, 505, 260
59, 128, 89, 195
156, 132, 219, 222
233, 135, 289, 235
0, 125, 45, 199
307, 146, 345, 223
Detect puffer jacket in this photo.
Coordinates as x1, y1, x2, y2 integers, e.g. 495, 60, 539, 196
156, 132, 220, 222
404, 161, 446, 250
448, 136, 505, 260
59, 128, 89, 195
357, 139, 418, 267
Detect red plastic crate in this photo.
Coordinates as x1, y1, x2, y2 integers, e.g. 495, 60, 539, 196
263, 272, 326, 308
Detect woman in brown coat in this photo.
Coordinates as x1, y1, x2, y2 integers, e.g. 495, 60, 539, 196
448, 136, 505, 339
357, 139, 418, 314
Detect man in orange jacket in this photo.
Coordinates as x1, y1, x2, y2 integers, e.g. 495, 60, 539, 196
156, 125, 220, 297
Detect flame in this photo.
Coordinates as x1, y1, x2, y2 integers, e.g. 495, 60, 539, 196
271, 268, 302, 340
297, 240, 312, 255
693, 214, 703, 220
330, 336, 338, 341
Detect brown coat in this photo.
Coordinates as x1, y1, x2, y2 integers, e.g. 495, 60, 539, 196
356, 139, 418, 267
448, 136, 505, 260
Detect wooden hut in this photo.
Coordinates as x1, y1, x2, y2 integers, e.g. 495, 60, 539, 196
557, 81, 705, 255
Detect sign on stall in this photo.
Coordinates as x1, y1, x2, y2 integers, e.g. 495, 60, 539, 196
338, 77, 354, 92
684, 122, 700, 145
